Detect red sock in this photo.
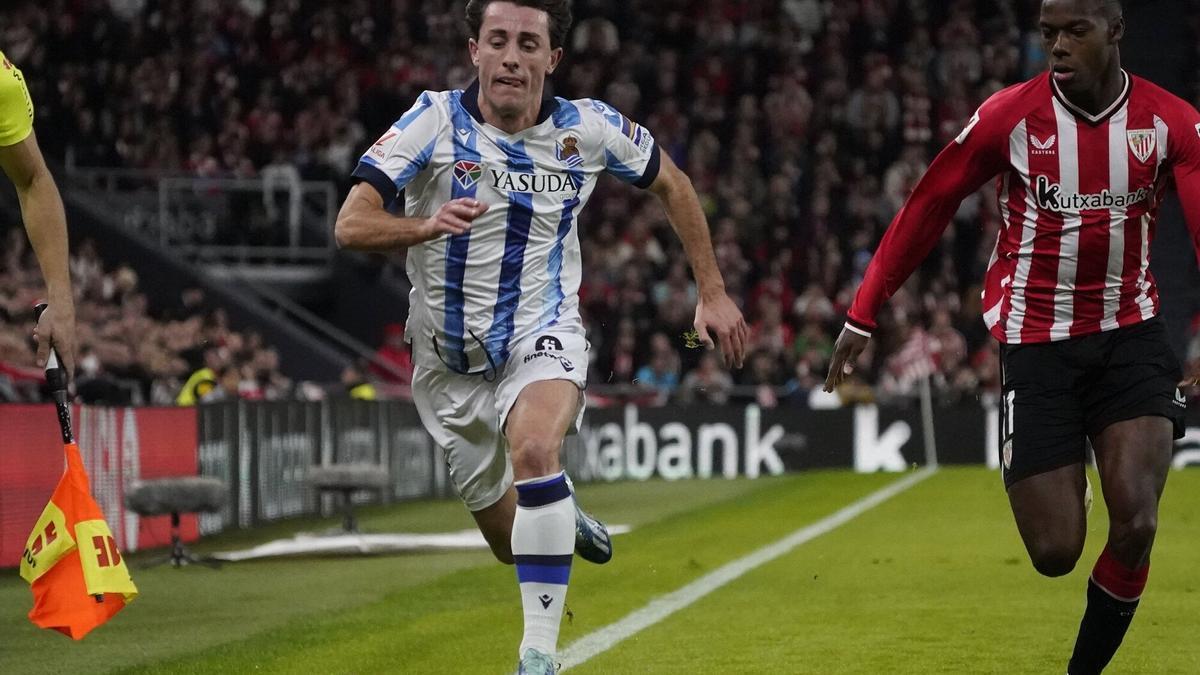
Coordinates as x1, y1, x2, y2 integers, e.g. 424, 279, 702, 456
1090, 545, 1148, 602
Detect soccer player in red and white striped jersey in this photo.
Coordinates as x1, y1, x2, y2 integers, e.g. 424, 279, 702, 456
825, 1, 1200, 672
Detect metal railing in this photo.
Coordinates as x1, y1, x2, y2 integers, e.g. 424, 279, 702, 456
238, 277, 412, 383
65, 164, 338, 266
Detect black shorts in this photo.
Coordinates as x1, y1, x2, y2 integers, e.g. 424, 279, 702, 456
998, 316, 1186, 488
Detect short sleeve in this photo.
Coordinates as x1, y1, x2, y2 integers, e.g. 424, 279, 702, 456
585, 99, 660, 189
0, 54, 34, 147
351, 91, 443, 207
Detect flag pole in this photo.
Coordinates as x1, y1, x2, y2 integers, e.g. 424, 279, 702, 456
33, 302, 74, 444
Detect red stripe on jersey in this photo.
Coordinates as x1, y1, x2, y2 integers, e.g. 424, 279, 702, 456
992, 170, 1025, 334
1018, 102, 1064, 343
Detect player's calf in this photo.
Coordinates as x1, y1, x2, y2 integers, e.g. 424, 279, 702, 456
512, 472, 574, 660
1067, 545, 1150, 675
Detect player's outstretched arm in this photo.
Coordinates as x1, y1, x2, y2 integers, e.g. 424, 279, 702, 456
334, 182, 487, 251
0, 131, 76, 381
648, 151, 747, 369
825, 97, 1013, 392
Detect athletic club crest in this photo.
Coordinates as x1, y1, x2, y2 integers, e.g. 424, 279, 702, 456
1126, 129, 1157, 163
453, 160, 483, 190
556, 135, 583, 168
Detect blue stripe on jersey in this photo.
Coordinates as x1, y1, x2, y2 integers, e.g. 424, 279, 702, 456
486, 139, 536, 363
393, 137, 436, 192
604, 148, 644, 184
540, 169, 583, 329
552, 98, 581, 128
397, 92, 434, 130
442, 92, 480, 372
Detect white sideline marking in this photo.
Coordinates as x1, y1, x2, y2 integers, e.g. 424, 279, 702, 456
558, 468, 937, 670
213, 526, 634, 561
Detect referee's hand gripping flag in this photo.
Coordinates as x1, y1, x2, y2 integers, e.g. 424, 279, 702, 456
18, 303, 137, 639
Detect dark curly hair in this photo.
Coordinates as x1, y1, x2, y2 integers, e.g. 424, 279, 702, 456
465, 0, 573, 50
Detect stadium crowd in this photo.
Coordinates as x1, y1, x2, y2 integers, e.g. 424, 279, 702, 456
0, 221, 311, 404
4, 0, 1200, 407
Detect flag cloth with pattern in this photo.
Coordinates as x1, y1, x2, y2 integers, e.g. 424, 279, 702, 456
19, 441, 137, 639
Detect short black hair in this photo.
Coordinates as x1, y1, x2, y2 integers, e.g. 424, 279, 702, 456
465, 0, 573, 50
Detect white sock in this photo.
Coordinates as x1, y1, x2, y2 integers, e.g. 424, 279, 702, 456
512, 471, 574, 657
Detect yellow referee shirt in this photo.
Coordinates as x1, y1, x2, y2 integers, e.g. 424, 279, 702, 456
0, 50, 34, 147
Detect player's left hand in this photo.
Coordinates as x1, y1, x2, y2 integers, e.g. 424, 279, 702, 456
33, 301, 77, 384
694, 293, 746, 369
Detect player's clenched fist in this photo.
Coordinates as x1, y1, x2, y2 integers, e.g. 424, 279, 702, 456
419, 198, 488, 240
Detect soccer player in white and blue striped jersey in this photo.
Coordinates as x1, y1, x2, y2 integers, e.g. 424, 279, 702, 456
335, 1, 746, 670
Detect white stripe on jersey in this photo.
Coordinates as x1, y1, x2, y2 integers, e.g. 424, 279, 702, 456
1132, 115, 1172, 320
1134, 212, 1155, 319
1005, 119, 1041, 343
982, 173, 1008, 332
1050, 99, 1080, 340
1100, 107, 1128, 332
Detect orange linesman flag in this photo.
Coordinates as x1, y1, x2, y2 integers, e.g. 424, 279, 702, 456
19, 441, 138, 639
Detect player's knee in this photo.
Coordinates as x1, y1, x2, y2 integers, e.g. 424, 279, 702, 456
510, 435, 562, 477
1029, 543, 1082, 577
1112, 511, 1158, 555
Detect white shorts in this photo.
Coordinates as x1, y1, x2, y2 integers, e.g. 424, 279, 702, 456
412, 330, 588, 511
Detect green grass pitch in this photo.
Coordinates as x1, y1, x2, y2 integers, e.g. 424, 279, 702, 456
2, 467, 1198, 673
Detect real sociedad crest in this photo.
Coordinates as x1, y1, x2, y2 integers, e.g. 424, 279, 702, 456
556, 135, 583, 168
1127, 129, 1156, 164
453, 160, 483, 190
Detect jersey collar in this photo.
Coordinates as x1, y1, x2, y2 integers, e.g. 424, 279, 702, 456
1050, 69, 1131, 126
461, 79, 559, 129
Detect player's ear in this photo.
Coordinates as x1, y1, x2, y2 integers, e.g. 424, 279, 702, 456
1108, 15, 1124, 42
546, 47, 563, 74
469, 38, 481, 66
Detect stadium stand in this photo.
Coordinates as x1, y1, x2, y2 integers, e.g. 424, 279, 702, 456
4, 0, 1199, 407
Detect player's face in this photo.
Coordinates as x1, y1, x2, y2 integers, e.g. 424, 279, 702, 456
469, 2, 563, 120
1039, 0, 1123, 95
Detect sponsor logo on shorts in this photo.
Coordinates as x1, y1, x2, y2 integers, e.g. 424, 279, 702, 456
524, 351, 575, 372
1002, 439, 1013, 470
1174, 388, 1187, 408
525, 336, 575, 372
